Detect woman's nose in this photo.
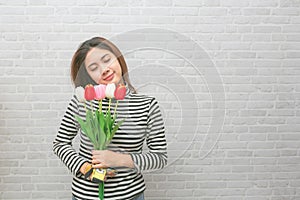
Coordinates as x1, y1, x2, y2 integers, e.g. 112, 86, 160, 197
101, 67, 110, 76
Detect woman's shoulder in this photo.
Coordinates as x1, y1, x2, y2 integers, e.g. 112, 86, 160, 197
70, 94, 80, 104
128, 92, 156, 102
127, 93, 161, 110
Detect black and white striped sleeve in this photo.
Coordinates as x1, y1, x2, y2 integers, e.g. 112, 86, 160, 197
53, 95, 88, 175
130, 98, 168, 172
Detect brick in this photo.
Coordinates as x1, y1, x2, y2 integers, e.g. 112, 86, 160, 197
173, 0, 202, 7
253, 25, 281, 33
268, 109, 295, 116
251, 158, 277, 165
247, 101, 274, 109
77, 0, 106, 6
32, 191, 65, 199
22, 183, 35, 191
272, 8, 300, 16
0, 192, 31, 199
172, 8, 199, 16
220, 0, 249, 7
251, 0, 278, 7
240, 134, 266, 141
0, 6, 25, 15
249, 126, 277, 133
246, 188, 272, 195
28, 0, 46, 5
276, 101, 296, 109
258, 117, 286, 125
166, 189, 194, 197
25, 7, 54, 15
272, 33, 286, 41
145, 0, 172, 7
276, 141, 300, 148
36, 183, 66, 191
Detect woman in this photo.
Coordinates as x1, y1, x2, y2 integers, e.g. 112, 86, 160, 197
53, 37, 168, 200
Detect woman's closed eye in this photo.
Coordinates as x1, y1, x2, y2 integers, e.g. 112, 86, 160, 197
103, 57, 111, 63
90, 65, 98, 71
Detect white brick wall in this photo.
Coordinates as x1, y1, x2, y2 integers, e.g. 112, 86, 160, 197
1, 0, 300, 199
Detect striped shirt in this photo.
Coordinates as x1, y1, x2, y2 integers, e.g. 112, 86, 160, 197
53, 88, 168, 200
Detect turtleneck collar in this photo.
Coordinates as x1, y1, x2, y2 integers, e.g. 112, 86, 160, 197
124, 82, 131, 97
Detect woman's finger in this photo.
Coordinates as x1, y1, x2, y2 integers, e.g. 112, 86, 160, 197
92, 163, 106, 169
106, 170, 116, 177
91, 159, 100, 164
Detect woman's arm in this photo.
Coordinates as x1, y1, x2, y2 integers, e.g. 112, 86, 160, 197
53, 95, 88, 175
129, 97, 168, 172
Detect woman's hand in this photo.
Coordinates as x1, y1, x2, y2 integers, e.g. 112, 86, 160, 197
91, 150, 135, 169
91, 150, 119, 169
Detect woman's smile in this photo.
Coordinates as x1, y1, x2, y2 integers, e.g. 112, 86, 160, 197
103, 72, 114, 82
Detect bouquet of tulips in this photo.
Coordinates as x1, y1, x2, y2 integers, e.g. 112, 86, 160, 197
74, 83, 126, 200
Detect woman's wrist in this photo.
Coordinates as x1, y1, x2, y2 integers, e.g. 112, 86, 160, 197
117, 153, 134, 168
80, 162, 90, 174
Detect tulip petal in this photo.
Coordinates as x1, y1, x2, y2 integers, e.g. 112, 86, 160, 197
114, 84, 126, 100
94, 84, 107, 100
85, 84, 96, 100
75, 86, 85, 102
105, 83, 116, 99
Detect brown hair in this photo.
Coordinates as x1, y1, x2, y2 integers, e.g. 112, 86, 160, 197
71, 37, 136, 93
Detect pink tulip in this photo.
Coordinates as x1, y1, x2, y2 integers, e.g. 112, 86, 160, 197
84, 84, 96, 100
94, 84, 107, 100
114, 84, 126, 100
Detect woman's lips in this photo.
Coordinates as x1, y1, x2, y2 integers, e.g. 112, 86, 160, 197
103, 73, 114, 81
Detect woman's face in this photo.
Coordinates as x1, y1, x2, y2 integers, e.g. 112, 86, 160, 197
85, 47, 122, 85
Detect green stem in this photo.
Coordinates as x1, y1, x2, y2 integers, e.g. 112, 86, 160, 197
108, 98, 112, 112
113, 100, 119, 119
99, 99, 102, 112
99, 182, 104, 200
